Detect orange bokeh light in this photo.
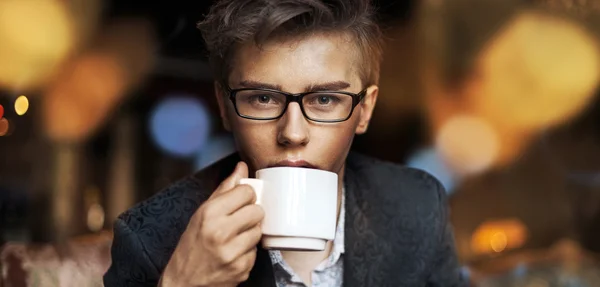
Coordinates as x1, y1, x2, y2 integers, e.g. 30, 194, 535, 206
43, 52, 125, 142
471, 218, 529, 255
42, 19, 156, 142
490, 232, 508, 253
0, 118, 9, 136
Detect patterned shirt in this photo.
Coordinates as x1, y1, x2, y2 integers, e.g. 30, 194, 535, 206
269, 189, 345, 287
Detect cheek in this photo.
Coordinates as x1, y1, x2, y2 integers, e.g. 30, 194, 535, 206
229, 118, 277, 160
312, 124, 357, 167
317, 125, 355, 147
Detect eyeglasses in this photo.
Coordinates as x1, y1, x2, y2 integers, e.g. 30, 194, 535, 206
224, 85, 367, 123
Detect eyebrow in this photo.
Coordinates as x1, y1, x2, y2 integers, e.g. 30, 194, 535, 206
238, 80, 282, 90
237, 80, 351, 93
307, 81, 351, 92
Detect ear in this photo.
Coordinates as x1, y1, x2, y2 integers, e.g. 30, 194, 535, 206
355, 85, 378, 135
214, 81, 232, 131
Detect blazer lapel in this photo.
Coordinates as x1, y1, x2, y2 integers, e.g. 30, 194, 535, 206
343, 155, 366, 287
343, 153, 389, 287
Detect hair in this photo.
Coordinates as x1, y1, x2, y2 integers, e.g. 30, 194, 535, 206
197, 0, 383, 86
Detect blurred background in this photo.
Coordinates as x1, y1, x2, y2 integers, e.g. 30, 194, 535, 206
1, 0, 600, 286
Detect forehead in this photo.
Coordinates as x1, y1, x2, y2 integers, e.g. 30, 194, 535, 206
228, 33, 363, 92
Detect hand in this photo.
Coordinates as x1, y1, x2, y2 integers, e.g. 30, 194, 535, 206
160, 162, 264, 287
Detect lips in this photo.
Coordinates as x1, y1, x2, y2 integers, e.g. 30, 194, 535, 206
270, 160, 318, 169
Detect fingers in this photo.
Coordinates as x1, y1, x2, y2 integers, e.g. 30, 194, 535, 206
197, 203, 262, 255
228, 204, 264, 234
226, 224, 262, 260
208, 184, 257, 216
212, 224, 261, 265
211, 162, 249, 199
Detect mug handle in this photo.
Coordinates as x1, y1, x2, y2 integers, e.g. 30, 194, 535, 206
238, 178, 264, 205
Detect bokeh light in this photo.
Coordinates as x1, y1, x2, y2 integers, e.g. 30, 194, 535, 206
43, 53, 125, 142
406, 147, 457, 193
0, 0, 75, 90
0, 105, 4, 118
421, 7, 599, 171
150, 96, 212, 158
86, 203, 105, 232
490, 232, 508, 253
14, 95, 29, 116
194, 133, 237, 170
43, 19, 156, 143
471, 218, 528, 255
473, 10, 600, 131
0, 118, 9, 136
436, 114, 500, 176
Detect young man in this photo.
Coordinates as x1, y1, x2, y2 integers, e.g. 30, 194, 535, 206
104, 0, 466, 286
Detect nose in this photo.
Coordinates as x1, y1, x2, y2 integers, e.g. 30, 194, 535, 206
277, 102, 310, 147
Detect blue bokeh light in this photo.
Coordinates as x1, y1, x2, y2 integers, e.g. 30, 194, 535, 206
406, 147, 457, 194
149, 96, 212, 158
195, 133, 237, 170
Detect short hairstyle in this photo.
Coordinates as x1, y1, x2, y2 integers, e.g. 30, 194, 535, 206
197, 0, 383, 87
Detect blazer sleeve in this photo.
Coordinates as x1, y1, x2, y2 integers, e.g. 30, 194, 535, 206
104, 218, 161, 287
426, 181, 469, 287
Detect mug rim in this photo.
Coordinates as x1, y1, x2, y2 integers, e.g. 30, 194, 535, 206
256, 166, 338, 176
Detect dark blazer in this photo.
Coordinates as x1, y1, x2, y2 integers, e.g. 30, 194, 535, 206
104, 152, 466, 287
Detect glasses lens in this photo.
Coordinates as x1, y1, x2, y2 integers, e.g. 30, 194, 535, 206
234, 90, 287, 119
302, 92, 354, 121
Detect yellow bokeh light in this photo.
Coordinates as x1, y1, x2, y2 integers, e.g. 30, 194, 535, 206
0, 0, 75, 90
14, 95, 29, 116
475, 10, 600, 131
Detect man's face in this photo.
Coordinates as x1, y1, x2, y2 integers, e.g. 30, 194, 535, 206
216, 33, 378, 177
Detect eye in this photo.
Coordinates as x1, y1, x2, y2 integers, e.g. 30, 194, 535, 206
317, 96, 331, 105
256, 94, 271, 104
310, 94, 341, 105
248, 94, 276, 105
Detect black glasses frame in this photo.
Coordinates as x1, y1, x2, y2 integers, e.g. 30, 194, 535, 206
223, 84, 367, 123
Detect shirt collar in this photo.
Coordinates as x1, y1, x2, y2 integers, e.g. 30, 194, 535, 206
333, 187, 345, 255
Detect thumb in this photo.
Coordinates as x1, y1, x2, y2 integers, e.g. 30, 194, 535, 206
211, 161, 249, 198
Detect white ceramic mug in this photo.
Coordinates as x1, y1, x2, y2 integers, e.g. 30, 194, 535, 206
239, 167, 338, 251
